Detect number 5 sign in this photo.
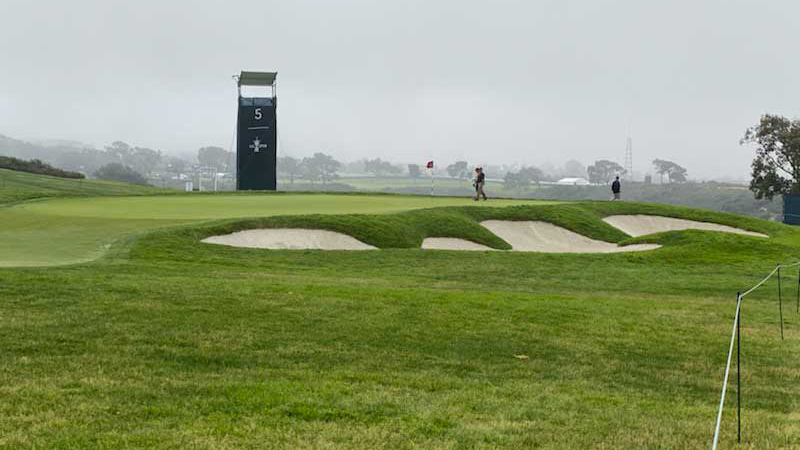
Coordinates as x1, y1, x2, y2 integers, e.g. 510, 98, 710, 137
235, 71, 278, 191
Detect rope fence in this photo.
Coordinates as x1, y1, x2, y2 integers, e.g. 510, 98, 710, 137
710, 260, 800, 450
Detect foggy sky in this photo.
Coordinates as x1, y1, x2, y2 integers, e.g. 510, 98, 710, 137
2, 0, 799, 180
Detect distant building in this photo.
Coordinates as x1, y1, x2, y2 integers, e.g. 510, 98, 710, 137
556, 177, 590, 186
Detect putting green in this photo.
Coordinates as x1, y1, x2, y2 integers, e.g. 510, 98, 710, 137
17, 194, 553, 219
2, 193, 556, 267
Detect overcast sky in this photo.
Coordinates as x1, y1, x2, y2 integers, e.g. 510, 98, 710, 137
1, 0, 798, 179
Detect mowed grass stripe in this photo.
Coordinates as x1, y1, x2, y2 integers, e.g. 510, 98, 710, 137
0, 257, 798, 448
16, 194, 558, 220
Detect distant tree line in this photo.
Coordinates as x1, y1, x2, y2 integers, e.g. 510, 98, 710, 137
0, 156, 85, 179
652, 159, 687, 183
277, 153, 342, 184
504, 166, 546, 190
94, 163, 148, 185
587, 160, 625, 183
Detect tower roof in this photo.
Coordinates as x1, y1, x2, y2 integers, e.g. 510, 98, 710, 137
238, 71, 277, 86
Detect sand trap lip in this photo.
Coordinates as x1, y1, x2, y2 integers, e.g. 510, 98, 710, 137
202, 229, 377, 250
421, 237, 496, 251
602, 215, 768, 238
480, 220, 660, 253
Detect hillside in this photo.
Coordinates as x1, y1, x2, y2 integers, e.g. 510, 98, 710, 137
0, 167, 163, 205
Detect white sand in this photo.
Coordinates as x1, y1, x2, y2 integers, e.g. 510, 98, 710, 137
421, 237, 496, 251
479, 220, 660, 253
201, 229, 377, 250
602, 215, 768, 238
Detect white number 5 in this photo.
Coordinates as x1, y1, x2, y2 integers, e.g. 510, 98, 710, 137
254, 108, 262, 120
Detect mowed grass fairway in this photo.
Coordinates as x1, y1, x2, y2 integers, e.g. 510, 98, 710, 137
1, 171, 799, 449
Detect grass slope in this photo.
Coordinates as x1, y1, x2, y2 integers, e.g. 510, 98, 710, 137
2, 179, 800, 448
168, 201, 788, 254
1, 204, 799, 448
0, 167, 162, 204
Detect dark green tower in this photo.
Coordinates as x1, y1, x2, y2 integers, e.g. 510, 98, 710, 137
236, 71, 277, 190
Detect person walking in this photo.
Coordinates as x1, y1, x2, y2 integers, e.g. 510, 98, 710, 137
474, 167, 487, 201
611, 175, 621, 200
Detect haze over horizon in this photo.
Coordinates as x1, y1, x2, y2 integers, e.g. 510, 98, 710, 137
2, 0, 798, 180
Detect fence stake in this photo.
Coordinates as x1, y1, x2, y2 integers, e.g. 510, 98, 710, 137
778, 265, 784, 340
711, 294, 742, 450
737, 294, 741, 444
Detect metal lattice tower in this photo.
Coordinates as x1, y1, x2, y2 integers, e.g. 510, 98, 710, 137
623, 136, 633, 181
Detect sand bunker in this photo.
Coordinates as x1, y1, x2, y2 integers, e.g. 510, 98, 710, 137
479, 220, 660, 253
421, 237, 495, 251
202, 229, 377, 250
602, 215, 768, 238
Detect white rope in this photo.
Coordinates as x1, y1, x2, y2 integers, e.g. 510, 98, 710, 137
711, 294, 742, 450
740, 266, 780, 298
710, 259, 799, 449
739, 261, 800, 298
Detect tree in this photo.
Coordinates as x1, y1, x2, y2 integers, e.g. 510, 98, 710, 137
446, 161, 469, 180
652, 159, 687, 184
364, 158, 402, 176
668, 168, 687, 183
587, 160, 625, 184
743, 115, 800, 200
503, 171, 527, 190
103, 141, 161, 176
562, 159, 586, 178
63, 148, 114, 174
131, 146, 162, 176
105, 141, 133, 162
344, 159, 367, 174
520, 166, 545, 187
408, 164, 421, 179
166, 157, 188, 175
302, 152, 341, 184
197, 146, 232, 172
278, 156, 303, 184
94, 163, 148, 185
503, 166, 544, 190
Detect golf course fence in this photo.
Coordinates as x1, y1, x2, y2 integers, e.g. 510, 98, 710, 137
711, 261, 800, 450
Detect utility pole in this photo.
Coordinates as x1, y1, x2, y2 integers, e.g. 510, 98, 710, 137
624, 136, 633, 181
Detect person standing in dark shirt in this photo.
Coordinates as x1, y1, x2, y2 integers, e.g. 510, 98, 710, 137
611, 176, 621, 200
474, 167, 487, 201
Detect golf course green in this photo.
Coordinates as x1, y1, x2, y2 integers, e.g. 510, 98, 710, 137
2, 194, 557, 267
1, 169, 561, 266
1, 170, 799, 449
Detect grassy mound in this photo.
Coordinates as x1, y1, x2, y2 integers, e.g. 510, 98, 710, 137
172, 201, 787, 251
0, 167, 162, 205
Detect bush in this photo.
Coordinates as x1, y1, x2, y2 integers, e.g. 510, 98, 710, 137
0, 155, 85, 179
94, 163, 148, 185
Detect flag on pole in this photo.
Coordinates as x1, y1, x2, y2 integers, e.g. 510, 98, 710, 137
427, 161, 435, 197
